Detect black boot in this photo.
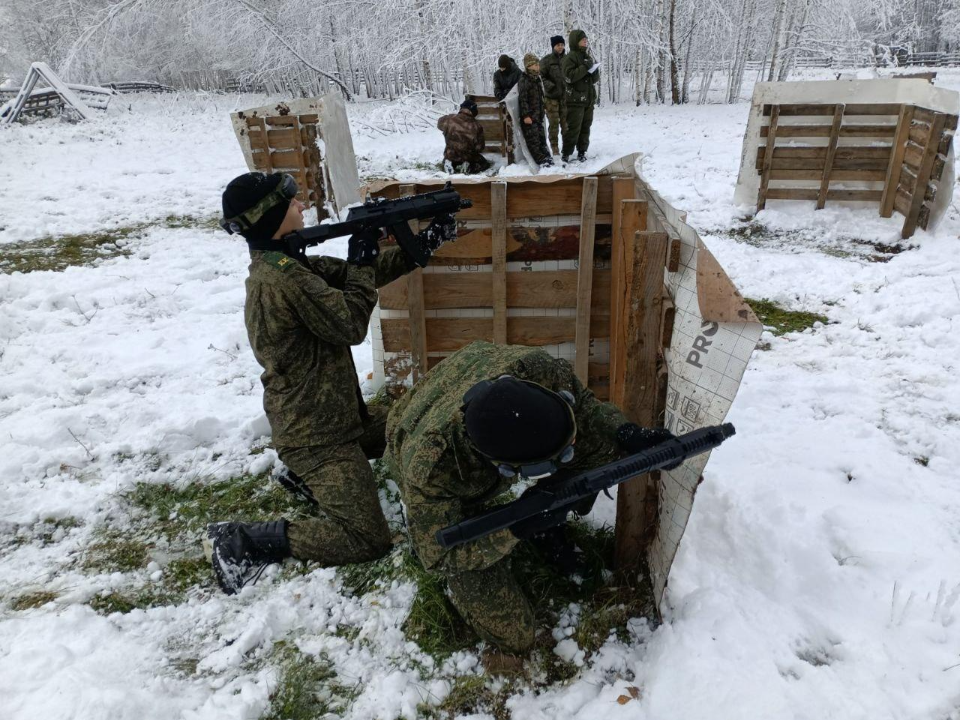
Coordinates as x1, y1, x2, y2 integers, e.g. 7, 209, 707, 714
577, 152, 587, 163
207, 520, 291, 595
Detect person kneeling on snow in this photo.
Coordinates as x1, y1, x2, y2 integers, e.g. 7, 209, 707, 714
517, 53, 554, 168
437, 98, 491, 175
385, 340, 674, 667
207, 172, 458, 594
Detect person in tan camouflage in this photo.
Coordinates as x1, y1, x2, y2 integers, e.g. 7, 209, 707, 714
207, 172, 459, 594
385, 340, 673, 659
517, 53, 554, 168
539, 35, 567, 156
437, 98, 491, 174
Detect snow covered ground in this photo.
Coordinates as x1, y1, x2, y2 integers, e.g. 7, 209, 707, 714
2, 73, 960, 719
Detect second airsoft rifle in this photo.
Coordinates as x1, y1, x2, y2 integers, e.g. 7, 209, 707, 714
283, 183, 472, 267
435, 423, 736, 550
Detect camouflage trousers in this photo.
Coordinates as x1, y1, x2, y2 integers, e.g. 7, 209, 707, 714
445, 558, 535, 654
281, 405, 391, 565
544, 98, 567, 155
445, 153, 491, 175
562, 103, 594, 157
520, 120, 553, 166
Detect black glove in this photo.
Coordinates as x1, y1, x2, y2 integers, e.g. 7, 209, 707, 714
616, 423, 682, 470
418, 213, 458, 255
347, 228, 381, 267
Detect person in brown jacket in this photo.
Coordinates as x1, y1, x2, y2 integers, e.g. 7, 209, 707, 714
437, 98, 491, 174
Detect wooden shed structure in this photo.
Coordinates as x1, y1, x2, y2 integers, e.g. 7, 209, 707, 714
367, 156, 762, 603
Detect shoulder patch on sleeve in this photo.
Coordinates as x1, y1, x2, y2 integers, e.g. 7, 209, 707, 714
263, 251, 297, 273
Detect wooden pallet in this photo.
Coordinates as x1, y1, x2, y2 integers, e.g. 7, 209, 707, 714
470, 94, 515, 163
756, 101, 958, 239
240, 112, 326, 213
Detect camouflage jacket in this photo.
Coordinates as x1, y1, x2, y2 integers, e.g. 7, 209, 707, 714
245, 246, 412, 449
385, 341, 628, 575
539, 50, 566, 101
562, 30, 600, 107
437, 110, 486, 163
517, 71, 545, 123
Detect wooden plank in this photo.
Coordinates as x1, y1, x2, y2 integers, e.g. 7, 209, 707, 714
757, 146, 892, 161
610, 200, 647, 405
898, 165, 919, 195
379, 269, 612, 312
491, 182, 508, 344
902, 113, 947, 239
399, 184, 428, 382
757, 105, 780, 211
908, 121, 933, 146
608, 178, 635, 399
817, 104, 845, 209
661, 297, 675, 348
668, 239, 681, 272
903, 141, 924, 170
761, 124, 896, 138
770, 169, 887, 181
764, 103, 900, 116
879, 106, 915, 217
894, 187, 913, 216
381, 315, 612, 353
614, 230, 669, 574
755, 156, 890, 171
913, 107, 936, 124
574, 177, 599, 383
766, 188, 883, 202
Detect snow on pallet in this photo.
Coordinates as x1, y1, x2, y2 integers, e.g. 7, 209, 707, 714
0, 63, 113, 125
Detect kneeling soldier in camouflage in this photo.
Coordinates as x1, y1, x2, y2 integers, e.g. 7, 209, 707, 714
207, 172, 457, 594
385, 340, 673, 662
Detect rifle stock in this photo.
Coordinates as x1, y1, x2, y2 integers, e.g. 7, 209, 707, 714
435, 423, 736, 550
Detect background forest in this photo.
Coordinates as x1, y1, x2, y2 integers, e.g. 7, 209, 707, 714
2, 0, 960, 105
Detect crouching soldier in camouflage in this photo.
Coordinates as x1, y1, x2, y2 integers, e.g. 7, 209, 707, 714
518, 54, 554, 168
207, 171, 458, 594
437, 98, 491, 174
385, 340, 673, 665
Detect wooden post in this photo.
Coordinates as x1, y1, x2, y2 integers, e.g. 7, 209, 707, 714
902, 113, 947, 239
491, 182, 508, 344
613, 229, 669, 577
816, 104, 845, 210
880, 105, 915, 218
574, 177, 599, 383
609, 178, 636, 396
400, 184, 428, 382
610, 199, 647, 405
757, 105, 780, 211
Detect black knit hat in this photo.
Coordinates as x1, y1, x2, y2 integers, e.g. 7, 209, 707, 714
498, 54, 512, 70
464, 377, 573, 463
221, 172, 289, 241
551, 35, 565, 48
460, 98, 478, 116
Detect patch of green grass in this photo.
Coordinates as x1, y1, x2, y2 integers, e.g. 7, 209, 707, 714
88, 588, 176, 615
125, 471, 310, 539
165, 556, 213, 592
261, 645, 352, 720
8, 590, 58, 611
81, 528, 151, 573
746, 298, 828, 337
1, 215, 220, 274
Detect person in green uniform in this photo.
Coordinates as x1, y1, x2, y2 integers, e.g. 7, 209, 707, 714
560, 29, 600, 163
385, 341, 673, 659
207, 172, 458, 595
539, 35, 567, 156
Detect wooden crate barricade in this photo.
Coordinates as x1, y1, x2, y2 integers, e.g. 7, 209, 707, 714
471, 94, 515, 164
738, 80, 959, 240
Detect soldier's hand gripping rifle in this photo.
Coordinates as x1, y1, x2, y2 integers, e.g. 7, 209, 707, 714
435, 423, 736, 550
283, 183, 472, 268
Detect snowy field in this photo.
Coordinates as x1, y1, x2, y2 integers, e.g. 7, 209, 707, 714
2, 72, 960, 720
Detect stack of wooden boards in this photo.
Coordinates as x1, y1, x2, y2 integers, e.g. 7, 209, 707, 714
737, 79, 959, 240
230, 94, 362, 217
471, 94, 515, 163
